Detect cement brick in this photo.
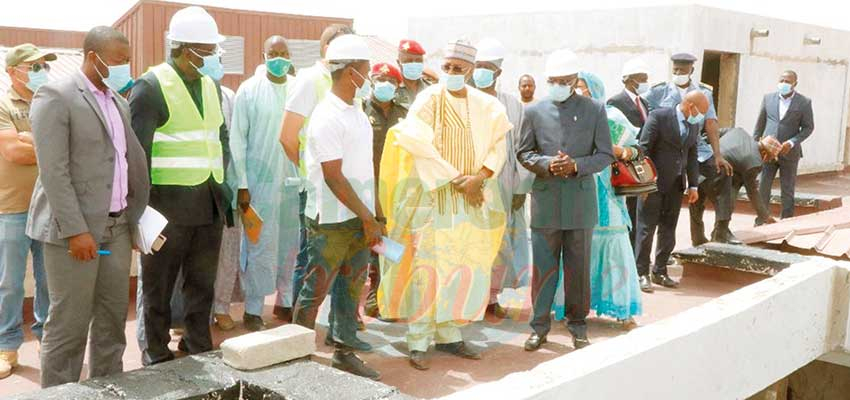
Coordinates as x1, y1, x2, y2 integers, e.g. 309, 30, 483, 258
221, 324, 316, 370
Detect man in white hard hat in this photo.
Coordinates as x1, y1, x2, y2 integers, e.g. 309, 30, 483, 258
518, 49, 614, 352
377, 39, 511, 371
293, 34, 381, 381
129, 6, 231, 366
607, 57, 651, 252
472, 38, 534, 319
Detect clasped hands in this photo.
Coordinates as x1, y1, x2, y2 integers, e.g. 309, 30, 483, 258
452, 172, 487, 208
549, 150, 577, 177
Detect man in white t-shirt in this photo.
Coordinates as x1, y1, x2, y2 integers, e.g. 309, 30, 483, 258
278, 24, 353, 321
292, 34, 382, 381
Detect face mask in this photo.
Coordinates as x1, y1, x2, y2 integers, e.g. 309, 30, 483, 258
373, 81, 396, 102
352, 69, 372, 99
548, 83, 572, 102
636, 82, 650, 95
401, 62, 424, 80
190, 49, 224, 80
686, 106, 705, 125
95, 53, 133, 92
473, 68, 495, 89
441, 73, 466, 92
25, 69, 49, 93
777, 82, 793, 96
673, 73, 690, 86
265, 56, 292, 78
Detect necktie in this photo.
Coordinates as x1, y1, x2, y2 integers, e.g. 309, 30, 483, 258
635, 96, 646, 123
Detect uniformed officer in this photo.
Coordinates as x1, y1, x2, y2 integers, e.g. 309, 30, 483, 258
644, 53, 739, 257
395, 39, 431, 109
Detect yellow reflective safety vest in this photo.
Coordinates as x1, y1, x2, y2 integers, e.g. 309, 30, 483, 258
149, 63, 224, 186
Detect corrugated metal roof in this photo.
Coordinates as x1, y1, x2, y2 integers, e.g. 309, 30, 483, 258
737, 205, 850, 259
0, 47, 83, 94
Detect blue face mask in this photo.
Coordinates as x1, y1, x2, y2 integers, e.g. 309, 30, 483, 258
473, 68, 496, 89
373, 81, 397, 102
441, 73, 466, 92
401, 62, 424, 80
95, 53, 133, 92
687, 107, 706, 125
25, 69, 48, 93
265, 56, 292, 78
190, 49, 224, 81
777, 82, 793, 96
352, 69, 372, 99
548, 83, 572, 102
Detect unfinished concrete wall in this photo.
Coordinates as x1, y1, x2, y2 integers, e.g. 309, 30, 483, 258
409, 4, 850, 174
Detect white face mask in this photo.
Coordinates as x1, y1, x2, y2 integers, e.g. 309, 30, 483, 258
636, 82, 650, 95
673, 73, 690, 86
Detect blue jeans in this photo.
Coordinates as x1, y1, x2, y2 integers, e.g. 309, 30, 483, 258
292, 191, 309, 305
0, 212, 49, 350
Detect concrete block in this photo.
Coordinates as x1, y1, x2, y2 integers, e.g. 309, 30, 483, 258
221, 324, 316, 370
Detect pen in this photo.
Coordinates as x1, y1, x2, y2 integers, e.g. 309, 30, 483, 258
67, 250, 111, 256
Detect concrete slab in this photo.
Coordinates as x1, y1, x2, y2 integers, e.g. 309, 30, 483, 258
221, 324, 316, 370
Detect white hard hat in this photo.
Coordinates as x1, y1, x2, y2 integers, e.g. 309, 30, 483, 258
622, 58, 649, 77
325, 34, 370, 62
475, 38, 506, 63
545, 49, 579, 78
167, 6, 225, 44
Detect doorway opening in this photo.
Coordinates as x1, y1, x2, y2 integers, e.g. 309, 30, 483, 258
701, 50, 740, 129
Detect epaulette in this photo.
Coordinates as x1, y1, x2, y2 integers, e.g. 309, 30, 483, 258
699, 82, 713, 91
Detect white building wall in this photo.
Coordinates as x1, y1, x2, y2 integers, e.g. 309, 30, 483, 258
409, 5, 850, 174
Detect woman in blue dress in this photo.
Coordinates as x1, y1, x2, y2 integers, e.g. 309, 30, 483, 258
553, 71, 642, 329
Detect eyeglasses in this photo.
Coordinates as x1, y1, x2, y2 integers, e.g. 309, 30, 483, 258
190, 47, 222, 58
17, 63, 50, 73
441, 64, 469, 75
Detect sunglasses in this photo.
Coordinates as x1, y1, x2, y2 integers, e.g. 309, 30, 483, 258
18, 63, 50, 73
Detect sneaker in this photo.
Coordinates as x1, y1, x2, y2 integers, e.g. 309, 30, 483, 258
332, 350, 381, 381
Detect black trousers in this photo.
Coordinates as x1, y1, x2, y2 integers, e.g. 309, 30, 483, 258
635, 188, 683, 276
734, 167, 772, 225
529, 228, 592, 337
141, 217, 223, 365
759, 158, 799, 219
689, 157, 734, 243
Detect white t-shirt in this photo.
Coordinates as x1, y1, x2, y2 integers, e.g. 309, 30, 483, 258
284, 61, 330, 118
304, 92, 375, 224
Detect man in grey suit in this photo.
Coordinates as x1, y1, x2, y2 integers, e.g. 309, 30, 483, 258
719, 127, 777, 226
753, 70, 814, 219
26, 27, 149, 387
518, 49, 614, 351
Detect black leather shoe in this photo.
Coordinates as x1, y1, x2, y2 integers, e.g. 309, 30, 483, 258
332, 350, 381, 381
524, 333, 547, 351
651, 274, 679, 288
409, 350, 430, 370
435, 341, 481, 360
272, 306, 292, 323
692, 235, 709, 247
639, 275, 654, 293
712, 221, 743, 245
572, 334, 591, 350
243, 313, 266, 332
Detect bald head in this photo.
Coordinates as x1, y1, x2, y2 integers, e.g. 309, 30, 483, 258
679, 90, 709, 120
264, 35, 289, 54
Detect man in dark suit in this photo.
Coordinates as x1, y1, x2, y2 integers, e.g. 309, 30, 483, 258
517, 49, 614, 351
753, 70, 814, 219
719, 128, 777, 226
607, 57, 650, 248
634, 91, 705, 292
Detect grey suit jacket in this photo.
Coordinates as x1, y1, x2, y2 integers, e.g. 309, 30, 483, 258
753, 91, 814, 161
26, 73, 150, 246
719, 127, 762, 173
607, 90, 648, 129
517, 95, 614, 230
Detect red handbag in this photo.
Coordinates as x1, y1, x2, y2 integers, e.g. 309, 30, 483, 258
610, 155, 658, 196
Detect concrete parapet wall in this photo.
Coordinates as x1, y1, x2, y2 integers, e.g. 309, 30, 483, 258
444, 260, 850, 400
